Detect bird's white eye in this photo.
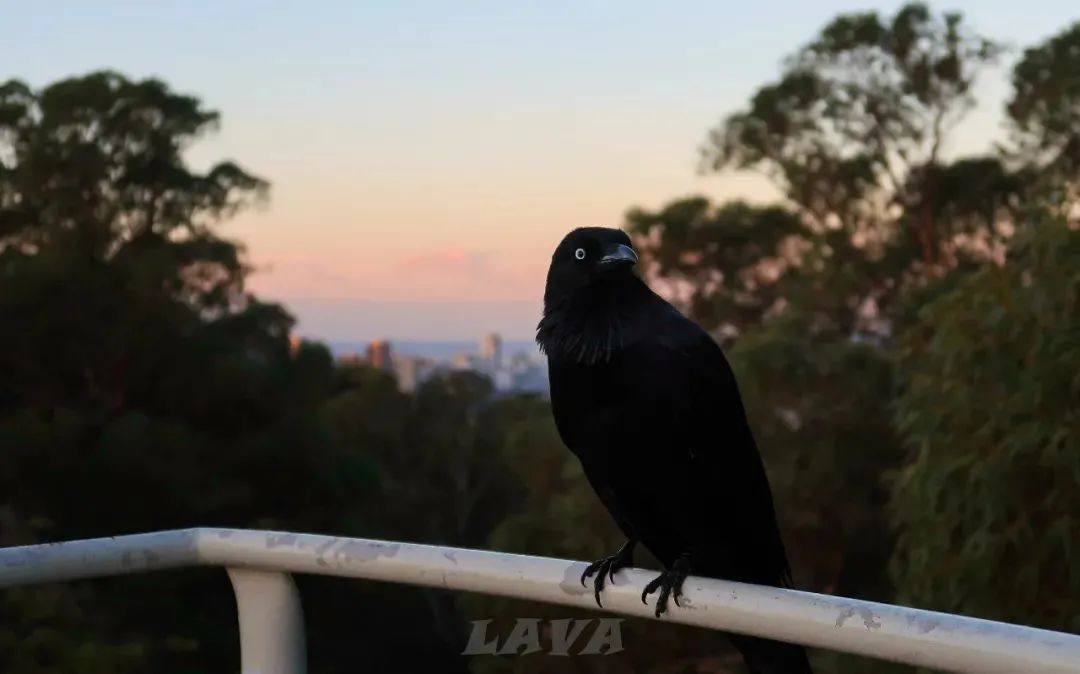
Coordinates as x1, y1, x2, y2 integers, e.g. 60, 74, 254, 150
574, 247, 586, 260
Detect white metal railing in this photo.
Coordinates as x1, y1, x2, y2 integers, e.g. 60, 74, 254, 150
1, 528, 1078, 674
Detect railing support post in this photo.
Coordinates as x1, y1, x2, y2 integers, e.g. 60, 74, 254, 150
227, 568, 307, 674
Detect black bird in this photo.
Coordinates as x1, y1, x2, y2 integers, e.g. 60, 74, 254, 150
537, 227, 812, 674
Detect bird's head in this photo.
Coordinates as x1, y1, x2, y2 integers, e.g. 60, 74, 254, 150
542, 227, 638, 306
538, 227, 641, 363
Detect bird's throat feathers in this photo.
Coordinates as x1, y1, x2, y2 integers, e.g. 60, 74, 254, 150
537, 275, 650, 365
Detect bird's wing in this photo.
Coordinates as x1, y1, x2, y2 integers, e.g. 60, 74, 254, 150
625, 318, 795, 587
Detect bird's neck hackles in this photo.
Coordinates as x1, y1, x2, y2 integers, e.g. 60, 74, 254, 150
537, 275, 648, 365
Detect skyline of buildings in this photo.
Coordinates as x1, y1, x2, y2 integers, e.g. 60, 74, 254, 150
331, 332, 548, 395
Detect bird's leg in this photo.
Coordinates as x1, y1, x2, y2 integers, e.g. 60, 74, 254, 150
580, 539, 637, 608
640, 553, 691, 618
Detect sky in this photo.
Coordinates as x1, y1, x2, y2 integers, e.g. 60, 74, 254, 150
4, 1, 1077, 340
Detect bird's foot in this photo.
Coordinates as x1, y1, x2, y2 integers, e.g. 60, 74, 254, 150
580, 540, 636, 608
641, 553, 691, 618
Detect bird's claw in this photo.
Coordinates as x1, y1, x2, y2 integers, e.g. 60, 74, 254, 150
640, 554, 691, 618
580, 543, 635, 608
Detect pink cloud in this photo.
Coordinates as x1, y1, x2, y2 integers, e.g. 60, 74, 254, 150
244, 245, 547, 301
394, 246, 543, 300
396, 247, 490, 275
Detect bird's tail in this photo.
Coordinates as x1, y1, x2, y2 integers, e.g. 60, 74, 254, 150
728, 633, 813, 674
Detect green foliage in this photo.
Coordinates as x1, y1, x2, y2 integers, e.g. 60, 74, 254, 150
1008, 21, 1080, 179
0, 72, 265, 273
0, 72, 399, 674
729, 312, 900, 599
626, 199, 805, 333
703, 2, 1001, 224
890, 218, 1080, 632
690, 2, 1012, 334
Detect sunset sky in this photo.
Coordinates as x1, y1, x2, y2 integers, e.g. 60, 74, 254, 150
6, 1, 1077, 339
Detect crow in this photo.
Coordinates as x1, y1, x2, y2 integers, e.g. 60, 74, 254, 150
537, 227, 812, 674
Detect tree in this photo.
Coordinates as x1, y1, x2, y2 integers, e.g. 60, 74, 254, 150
0, 72, 390, 674
651, 3, 1008, 339
726, 312, 900, 601
890, 214, 1080, 632
0, 71, 265, 287
704, 3, 1000, 259
1008, 21, 1080, 195
626, 199, 806, 335
0, 71, 282, 423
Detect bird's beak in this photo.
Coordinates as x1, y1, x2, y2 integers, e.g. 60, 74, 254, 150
598, 243, 638, 269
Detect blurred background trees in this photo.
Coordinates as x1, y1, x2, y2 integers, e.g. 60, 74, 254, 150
625, 3, 1079, 671
890, 219, 1080, 633
1, 4, 1078, 674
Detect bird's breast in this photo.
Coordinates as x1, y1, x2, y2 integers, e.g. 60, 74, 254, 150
548, 356, 681, 469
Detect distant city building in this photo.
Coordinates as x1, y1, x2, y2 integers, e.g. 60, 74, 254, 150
507, 350, 549, 395
492, 368, 514, 392
451, 352, 477, 371
479, 332, 502, 371
394, 354, 437, 393
366, 339, 393, 371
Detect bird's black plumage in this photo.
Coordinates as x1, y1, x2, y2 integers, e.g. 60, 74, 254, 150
538, 227, 812, 674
